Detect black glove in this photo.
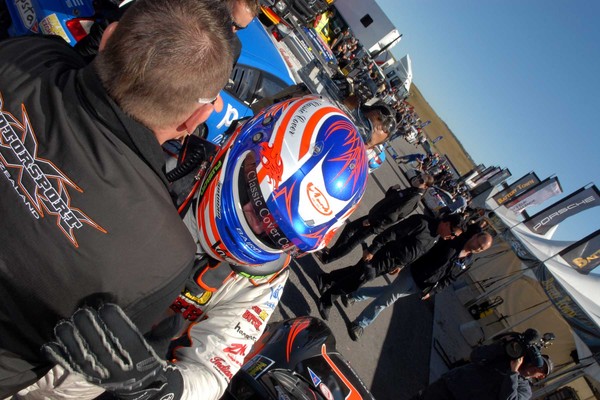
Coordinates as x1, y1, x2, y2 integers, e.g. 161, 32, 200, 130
43, 304, 184, 400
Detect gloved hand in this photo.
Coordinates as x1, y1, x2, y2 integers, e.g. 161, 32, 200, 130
43, 304, 184, 400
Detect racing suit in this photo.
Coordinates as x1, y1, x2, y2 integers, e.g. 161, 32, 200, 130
15, 264, 288, 400
165, 201, 290, 400
0, 36, 196, 397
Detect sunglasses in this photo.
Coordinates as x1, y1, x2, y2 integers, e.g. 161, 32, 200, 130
197, 93, 219, 105
231, 20, 248, 31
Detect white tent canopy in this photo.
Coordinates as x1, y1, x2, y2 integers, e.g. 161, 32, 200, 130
487, 199, 600, 332
484, 195, 600, 391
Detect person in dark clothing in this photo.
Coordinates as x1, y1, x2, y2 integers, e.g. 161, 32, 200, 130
0, 0, 235, 398
413, 344, 552, 400
341, 98, 396, 150
315, 174, 435, 264
316, 213, 465, 320
345, 230, 493, 340
224, 0, 260, 61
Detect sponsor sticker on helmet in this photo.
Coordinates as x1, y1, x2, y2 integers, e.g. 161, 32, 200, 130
243, 355, 275, 379
307, 182, 332, 216
319, 383, 334, 400
308, 367, 321, 386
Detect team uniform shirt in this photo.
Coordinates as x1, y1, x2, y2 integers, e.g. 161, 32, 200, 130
0, 36, 196, 396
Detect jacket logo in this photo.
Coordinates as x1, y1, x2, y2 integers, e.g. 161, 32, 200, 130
307, 183, 332, 216
210, 356, 234, 380
224, 343, 247, 356
0, 93, 106, 246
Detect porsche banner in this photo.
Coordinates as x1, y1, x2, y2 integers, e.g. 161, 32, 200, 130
505, 177, 562, 214
558, 229, 600, 275
492, 172, 540, 205
523, 186, 600, 235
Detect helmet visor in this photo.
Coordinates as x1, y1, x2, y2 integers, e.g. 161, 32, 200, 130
239, 152, 298, 255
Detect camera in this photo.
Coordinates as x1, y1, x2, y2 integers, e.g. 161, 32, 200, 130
497, 329, 555, 368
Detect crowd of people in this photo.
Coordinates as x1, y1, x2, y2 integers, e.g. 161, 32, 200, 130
329, 25, 430, 147
0, 1, 554, 400
315, 8, 555, 400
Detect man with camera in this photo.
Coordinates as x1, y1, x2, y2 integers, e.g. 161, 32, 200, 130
413, 329, 554, 400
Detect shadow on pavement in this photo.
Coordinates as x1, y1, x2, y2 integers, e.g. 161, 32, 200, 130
370, 295, 435, 400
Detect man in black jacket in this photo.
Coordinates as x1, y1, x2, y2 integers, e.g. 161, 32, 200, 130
345, 230, 493, 340
0, 0, 234, 397
316, 174, 434, 264
317, 213, 465, 320
413, 340, 552, 400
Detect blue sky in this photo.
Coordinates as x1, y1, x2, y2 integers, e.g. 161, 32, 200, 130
375, 0, 600, 242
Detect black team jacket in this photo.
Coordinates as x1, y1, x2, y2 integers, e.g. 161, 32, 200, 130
0, 36, 195, 396
367, 185, 426, 233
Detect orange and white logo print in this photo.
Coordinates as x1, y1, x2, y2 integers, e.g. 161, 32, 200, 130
0, 93, 106, 247
259, 141, 283, 190
306, 182, 332, 216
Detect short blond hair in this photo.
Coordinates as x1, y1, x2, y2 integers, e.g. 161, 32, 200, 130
95, 0, 234, 129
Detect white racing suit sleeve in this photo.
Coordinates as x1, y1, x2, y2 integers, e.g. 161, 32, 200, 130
14, 365, 105, 400
176, 271, 288, 400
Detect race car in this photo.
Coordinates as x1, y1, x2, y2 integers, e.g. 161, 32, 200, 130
0, 0, 107, 44
205, 18, 298, 144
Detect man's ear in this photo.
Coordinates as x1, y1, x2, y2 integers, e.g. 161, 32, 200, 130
177, 105, 214, 135
178, 94, 222, 133
99, 22, 119, 51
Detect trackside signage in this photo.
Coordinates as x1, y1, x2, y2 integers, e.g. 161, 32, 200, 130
558, 229, 600, 274
493, 172, 540, 205
471, 166, 501, 186
537, 264, 600, 364
505, 177, 562, 214
523, 185, 600, 235
487, 168, 512, 187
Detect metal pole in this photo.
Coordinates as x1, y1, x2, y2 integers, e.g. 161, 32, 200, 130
532, 365, 589, 399
464, 269, 529, 308
482, 302, 553, 344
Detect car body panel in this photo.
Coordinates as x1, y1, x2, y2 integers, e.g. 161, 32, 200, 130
4, 0, 96, 44
204, 18, 297, 144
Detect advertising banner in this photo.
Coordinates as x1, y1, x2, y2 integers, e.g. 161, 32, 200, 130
505, 177, 562, 214
537, 265, 600, 364
471, 166, 501, 186
523, 186, 600, 235
558, 229, 600, 274
501, 228, 541, 269
487, 168, 512, 188
493, 172, 540, 205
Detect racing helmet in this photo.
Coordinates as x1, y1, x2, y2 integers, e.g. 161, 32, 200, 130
195, 96, 368, 273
